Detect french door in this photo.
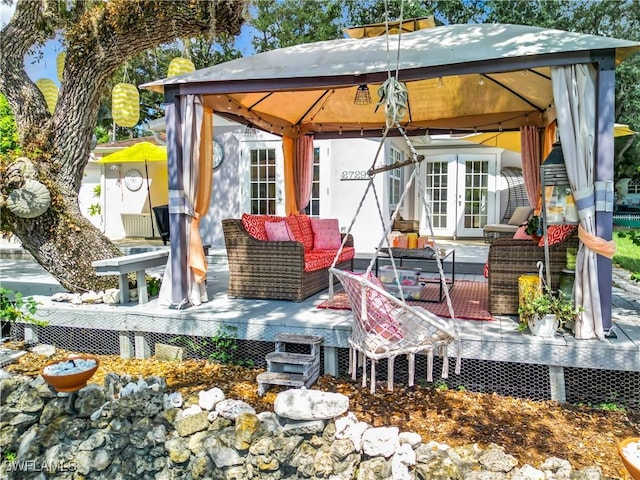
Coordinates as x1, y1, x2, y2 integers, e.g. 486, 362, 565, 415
240, 141, 285, 215
419, 153, 497, 238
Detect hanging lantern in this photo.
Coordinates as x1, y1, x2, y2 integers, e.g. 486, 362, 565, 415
112, 83, 139, 128
35, 78, 58, 114
167, 57, 195, 77
56, 52, 65, 82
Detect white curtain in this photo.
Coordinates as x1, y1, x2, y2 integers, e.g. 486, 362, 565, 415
159, 94, 208, 307
551, 64, 602, 340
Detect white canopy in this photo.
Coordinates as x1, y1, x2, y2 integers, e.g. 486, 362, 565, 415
143, 23, 639, 138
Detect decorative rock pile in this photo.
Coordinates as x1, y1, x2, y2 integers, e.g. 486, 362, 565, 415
0, 372, 605, 479
51, 289, 130, 305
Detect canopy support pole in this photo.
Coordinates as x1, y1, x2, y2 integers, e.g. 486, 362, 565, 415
594, 54, 616, 334
166, 87, 189, 306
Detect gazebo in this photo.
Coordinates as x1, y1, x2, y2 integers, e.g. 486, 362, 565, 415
142, 23, 640, 340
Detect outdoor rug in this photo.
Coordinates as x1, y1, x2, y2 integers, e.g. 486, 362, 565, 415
318, 280, 492, 321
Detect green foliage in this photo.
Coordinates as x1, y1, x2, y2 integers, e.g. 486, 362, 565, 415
524, 215, 541, 237
613, 230, 640, 282
88, 203, 101, 216
170, 325, 253, 367
0, 288, 46, 326
92, 184, 101, 197
0, 94, 20, 154
146, 274, 162, 297
250, 0, 344, 53
518, 287, 581, 329
94, 126, 110, 145
3, 451, 16, 462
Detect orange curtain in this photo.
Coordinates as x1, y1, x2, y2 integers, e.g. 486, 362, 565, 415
189, 107, 213, 283
294, 135, 314, 213
520, 126, 541, 209
283, 135, 298, 215
543, 120, 557, 160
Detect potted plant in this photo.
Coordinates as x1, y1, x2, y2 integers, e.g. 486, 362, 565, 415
518, 287, 581, 337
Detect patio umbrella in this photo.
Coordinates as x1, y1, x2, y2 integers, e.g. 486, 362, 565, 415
461, 124, 637, 152
96, 142, 167, 238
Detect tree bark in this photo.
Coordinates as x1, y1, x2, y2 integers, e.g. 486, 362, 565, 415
0, 0, 246, 293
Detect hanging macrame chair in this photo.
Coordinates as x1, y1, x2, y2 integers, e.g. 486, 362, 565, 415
328, 146, 461, 393
327, 7, 461, 393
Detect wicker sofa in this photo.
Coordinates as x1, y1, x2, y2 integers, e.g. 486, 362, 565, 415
487, 231, 579, 315
222, 216, 355, 302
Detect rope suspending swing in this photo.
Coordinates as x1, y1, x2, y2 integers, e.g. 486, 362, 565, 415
328, 4, 461, 393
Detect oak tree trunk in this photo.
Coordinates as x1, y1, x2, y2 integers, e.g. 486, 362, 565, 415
0, 0, 245, 293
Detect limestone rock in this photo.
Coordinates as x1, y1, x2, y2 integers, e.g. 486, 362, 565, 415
215, 398, 256, 420
479, 445, 518, 472
274, 388, 349, 420
234, 412, 260, 450
198, 387, 224, 411
209, 445, 245, 468
174, 411, 210, 437
362, 426, 399, 458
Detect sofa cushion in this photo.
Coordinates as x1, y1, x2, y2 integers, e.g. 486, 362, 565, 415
513, 226, 532, 240
304, 247, 355, 272
242, 213, 278, 241
265, 221, 294, 241
538, 224, 577, 247
284, 216, 305, 246
508, 206, 533, 226
295, 215, 315, 252
310, 218, 342, 250
350, 271, 403, 341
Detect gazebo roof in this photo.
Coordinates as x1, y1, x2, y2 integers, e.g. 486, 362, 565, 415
142, 23, 640, 138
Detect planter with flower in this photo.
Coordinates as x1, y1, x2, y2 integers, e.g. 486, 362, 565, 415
518, 286, 581, 336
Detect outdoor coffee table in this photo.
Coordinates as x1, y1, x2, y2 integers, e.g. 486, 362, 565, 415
375, 247, 455, 303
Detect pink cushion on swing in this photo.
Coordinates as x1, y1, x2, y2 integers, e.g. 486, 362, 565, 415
345, 271, 403, 340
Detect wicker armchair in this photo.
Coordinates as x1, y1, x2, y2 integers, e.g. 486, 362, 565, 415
487, 232, 579, 315
222, 219, 354, 302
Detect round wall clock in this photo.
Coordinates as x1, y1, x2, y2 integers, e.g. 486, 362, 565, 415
213, 140, 224, 170
124, 169, 144, 191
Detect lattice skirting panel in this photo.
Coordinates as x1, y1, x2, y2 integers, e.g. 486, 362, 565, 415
10, 324, 639, 410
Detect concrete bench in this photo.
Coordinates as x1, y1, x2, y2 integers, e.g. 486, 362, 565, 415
92, 250, 169, 304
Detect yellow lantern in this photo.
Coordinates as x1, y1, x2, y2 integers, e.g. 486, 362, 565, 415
35, 78, 58, 114
112, 83, 139, 128
56, 52, 65, 82
167, 57, 195, 77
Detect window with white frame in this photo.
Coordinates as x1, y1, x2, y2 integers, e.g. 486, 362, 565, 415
629, 178, 640, 194
388, 146, 403, 213
303, 147, 321, 217
250, 147, 277, 214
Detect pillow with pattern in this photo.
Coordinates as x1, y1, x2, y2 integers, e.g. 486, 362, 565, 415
310, 218, 342, 250
538, 224, 577, 247
264, 221, 294, 241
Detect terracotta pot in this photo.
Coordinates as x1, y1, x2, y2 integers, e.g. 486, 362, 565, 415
619, 437, 640, 480
40, 356, 99, 393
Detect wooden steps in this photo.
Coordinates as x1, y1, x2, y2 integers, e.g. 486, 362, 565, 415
257, 334, 323, 396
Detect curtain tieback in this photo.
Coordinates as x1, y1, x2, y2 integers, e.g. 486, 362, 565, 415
577, 224, 616, 259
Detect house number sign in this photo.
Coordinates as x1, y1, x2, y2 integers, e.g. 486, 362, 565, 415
340, 170, 369, 181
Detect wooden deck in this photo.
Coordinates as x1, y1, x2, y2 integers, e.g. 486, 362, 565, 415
2, 241, 639, 406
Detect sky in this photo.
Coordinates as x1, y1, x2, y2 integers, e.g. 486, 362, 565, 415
0, 2, 256, 86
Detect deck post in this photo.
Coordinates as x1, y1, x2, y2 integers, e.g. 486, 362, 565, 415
323, 346, 338, 376
134, 333, 151, 359
119, 331, 134, 359
549, 365, 566, 402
